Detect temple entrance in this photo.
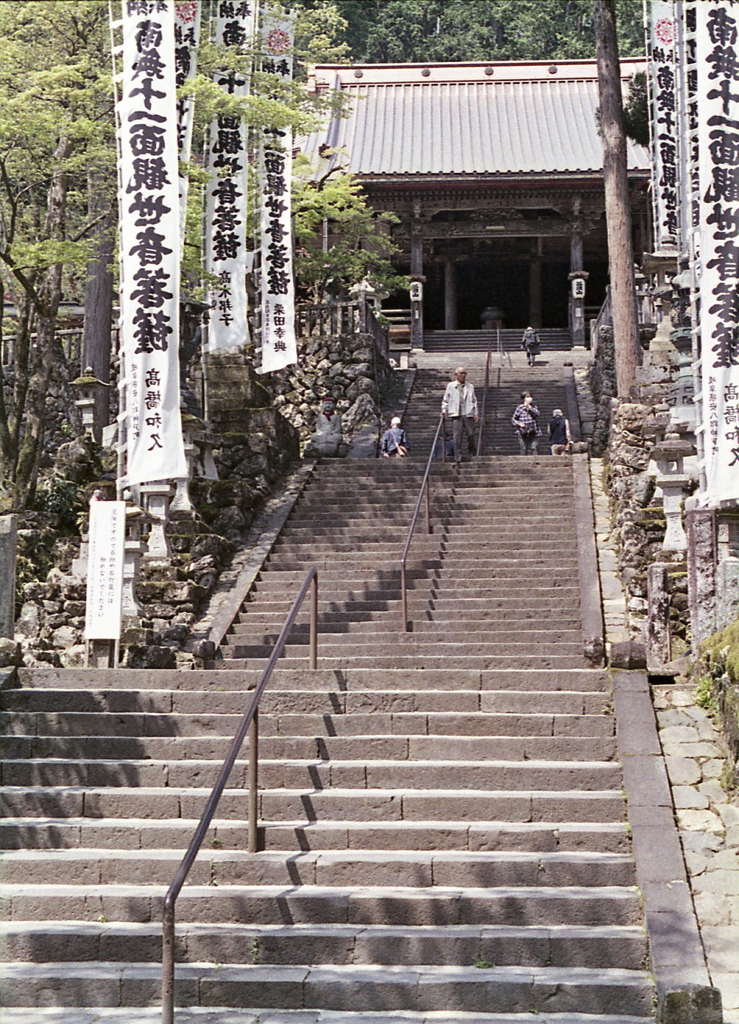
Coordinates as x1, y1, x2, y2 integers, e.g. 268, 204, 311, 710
421, 258, 575, 331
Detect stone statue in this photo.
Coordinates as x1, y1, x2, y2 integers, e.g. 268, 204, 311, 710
304, 396, 348, 458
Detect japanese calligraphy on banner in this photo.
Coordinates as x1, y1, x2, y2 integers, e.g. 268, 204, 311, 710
85, 502, 126, 640
257, 8, 297, 374
119, 0, 187, 486
174, 1, 201, 239
205, 0, 255, 351
697, 0, 739, 503
647, 1, 679, 251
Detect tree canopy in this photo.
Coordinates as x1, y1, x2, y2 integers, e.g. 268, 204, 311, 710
302, 0, 645, 64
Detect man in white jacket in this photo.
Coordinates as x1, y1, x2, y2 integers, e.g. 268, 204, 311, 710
441, 367, 478, 463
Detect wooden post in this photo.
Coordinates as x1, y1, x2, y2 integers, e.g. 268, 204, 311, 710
529, 239, 542, 329
444, 260, 457, 331
410, 220, 424, 349
594, 0, 641, 399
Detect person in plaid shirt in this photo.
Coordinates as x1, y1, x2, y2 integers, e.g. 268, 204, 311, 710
511, 391, 541, 455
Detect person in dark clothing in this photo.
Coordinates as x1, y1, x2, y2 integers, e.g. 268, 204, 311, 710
548, 408, 571, 455
381, 416, 409, 457
521, 326, 540, 366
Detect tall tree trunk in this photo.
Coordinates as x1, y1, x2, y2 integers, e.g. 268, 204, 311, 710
594, 0, 641, 399
82, 174, 114, 426
15, 136, 73, 507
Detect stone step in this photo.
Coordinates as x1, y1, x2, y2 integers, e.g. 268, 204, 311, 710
233, 624, 583, 642
265, 556, 579, 569
0, 786, 625, 822
247, 582, 581, 600
0, 962, 654, 1016
0, 1009, 659, 1024
0, 882, 641, 927
13, 668, 612, 692
0, 708, 608, 740
0, 736, 616, 768
0, 817, 632, 853
256, 567, 576, 582
224, 642, 587, 661
228, 627, 585, 645
0, 686, 611, 716
281, 522, 576, 536
269, 541, 579, 554
0, 757, 621, 792
237, 608, 580, 625
0, 919, 648, 969
221, 655, 589, 671
0, 849, 636, 888
235, 599, 582, 615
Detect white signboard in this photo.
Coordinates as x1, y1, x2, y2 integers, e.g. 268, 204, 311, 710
118, 0, 187, 486
647, 1, 679, 251
697, 0, 739, 503
85, 502, 126, 640
205, 0, 256, 351
257, 9, 297, 374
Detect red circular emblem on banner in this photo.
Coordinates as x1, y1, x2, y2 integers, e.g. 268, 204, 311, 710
654, 17, 674, 46
266, 28, 291, 55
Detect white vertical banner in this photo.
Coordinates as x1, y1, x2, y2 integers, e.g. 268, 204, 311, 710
697, 0, 739, 503
647, 1, 679, 251
118, 0, 187, 486
174, 0, 201, 240
85, 502, 126, 640
205, 0, 256, 351
257, 8, 297, 374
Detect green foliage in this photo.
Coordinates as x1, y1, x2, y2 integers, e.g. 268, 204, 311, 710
699, 619, 739, 683
623, 71, 649, 147
293, 156, 408, 301
38, 477, 84, 533
330, 0, 645, 64
695, 675, 718, 717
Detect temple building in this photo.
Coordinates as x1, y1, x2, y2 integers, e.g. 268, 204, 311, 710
302, 59, 650, 345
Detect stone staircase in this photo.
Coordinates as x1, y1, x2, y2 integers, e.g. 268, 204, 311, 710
423, 329, 573, 353
0, 421, 658, 1020
402, 364, 573, 458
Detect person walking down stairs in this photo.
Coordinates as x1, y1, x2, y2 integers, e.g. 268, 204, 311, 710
511, 390, 541, 455
441, 365, 478, 463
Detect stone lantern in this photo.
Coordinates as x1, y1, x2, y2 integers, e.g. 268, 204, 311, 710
71, 367, 111, 444
651, 435, 696, 553
122, 504, 154, 620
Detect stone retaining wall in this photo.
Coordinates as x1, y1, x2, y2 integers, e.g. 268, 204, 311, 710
15, 332, 393, 668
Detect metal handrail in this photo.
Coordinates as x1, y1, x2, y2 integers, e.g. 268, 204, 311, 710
476, 337, 493, 457
161, 568, 319, 1024
400, 414, 445, 631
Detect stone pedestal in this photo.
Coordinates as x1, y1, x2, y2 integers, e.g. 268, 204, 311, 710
647, 562, 671, 671
0, 515, 17, 640
686, 507, 717, 648
140, 483, 173, 562
717, 558, 739, 632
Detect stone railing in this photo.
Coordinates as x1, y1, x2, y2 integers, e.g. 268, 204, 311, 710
296, 300, 389, 361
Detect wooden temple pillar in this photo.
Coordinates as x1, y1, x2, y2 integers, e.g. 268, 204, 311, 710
444, 259, 457, 331
528, 238, 543, 328
569, 227, 588, 348
410, 218, 425, 348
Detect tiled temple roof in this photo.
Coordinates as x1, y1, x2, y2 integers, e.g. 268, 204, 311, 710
302, 60, 650, 179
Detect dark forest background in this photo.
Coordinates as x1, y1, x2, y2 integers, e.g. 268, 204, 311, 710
297, 0, 645, 64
